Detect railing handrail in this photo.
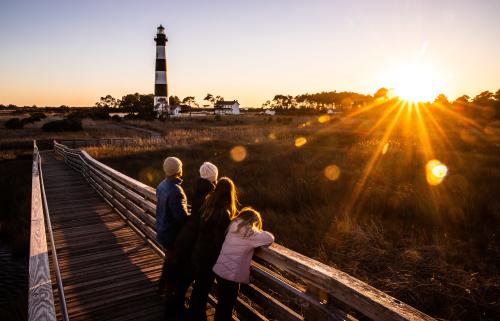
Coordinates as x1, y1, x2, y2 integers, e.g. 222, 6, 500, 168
29, 141, 56, 321
53, 140, 435, 321
37, 144, 70, 321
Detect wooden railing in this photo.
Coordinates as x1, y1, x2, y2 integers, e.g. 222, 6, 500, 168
53, 140, 434, 321
29, 142, 69, 321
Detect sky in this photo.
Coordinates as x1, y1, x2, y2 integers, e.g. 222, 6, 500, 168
0, 0, 499, 107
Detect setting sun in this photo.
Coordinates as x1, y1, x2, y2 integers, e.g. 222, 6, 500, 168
380, 62, 446, 102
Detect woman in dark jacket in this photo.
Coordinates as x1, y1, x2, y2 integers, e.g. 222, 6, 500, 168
188, 177, 238, 321
156, 157, 189, 298
166, 162, 218, 318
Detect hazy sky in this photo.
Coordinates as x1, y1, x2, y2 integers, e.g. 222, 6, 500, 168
1, 0, 499, 107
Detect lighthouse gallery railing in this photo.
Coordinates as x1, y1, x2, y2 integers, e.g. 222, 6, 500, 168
53, 140, 434, 321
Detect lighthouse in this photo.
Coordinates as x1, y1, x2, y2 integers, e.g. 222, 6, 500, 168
154, 25, 168, 116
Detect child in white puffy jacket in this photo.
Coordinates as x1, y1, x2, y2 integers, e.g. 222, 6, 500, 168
212, 207, 274, 321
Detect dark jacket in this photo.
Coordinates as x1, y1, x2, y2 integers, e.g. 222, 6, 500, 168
156, 177, 189, 248
174, 178, 215, 255
191, 206, 231, 270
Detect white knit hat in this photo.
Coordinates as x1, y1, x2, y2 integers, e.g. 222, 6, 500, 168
199, 162, 218, 183
163, 157, 182, 177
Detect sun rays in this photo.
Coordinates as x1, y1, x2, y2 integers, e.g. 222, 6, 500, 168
379, 61, 447, 103
320, 97, 483, 218
279, 86, 489, 223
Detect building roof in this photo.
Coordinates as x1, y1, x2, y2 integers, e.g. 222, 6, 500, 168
215, 100, 239, 107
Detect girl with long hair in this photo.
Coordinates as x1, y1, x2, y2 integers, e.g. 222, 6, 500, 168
212, 207, 274, 321
188, 177, 238, 321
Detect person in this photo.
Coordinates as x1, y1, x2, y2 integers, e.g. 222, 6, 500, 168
212, 208, 274, 321
188, 177, 238, 321
156, 156, 189, 314
168, 162, 219, 316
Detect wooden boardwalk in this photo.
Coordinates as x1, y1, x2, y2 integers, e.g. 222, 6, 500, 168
41, 151, 164, 320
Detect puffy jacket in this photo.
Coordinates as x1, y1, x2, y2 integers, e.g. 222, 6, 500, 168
156, 177, 189, 248
213, 220, 274, 283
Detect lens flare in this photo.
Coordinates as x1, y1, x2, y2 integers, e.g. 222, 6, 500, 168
295, 137, 307, 147
426, 160, 448, 185
432, 164, 448, 178
230, 146, 247, 162
382, 143, 389, 155
318, 115, 330, 123
324, 165, 341, 181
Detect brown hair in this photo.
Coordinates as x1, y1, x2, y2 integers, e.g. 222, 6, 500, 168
234, 207, 263, 237
200, 177, 238, 221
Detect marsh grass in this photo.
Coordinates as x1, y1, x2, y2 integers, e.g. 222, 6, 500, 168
0, 116, 148, 146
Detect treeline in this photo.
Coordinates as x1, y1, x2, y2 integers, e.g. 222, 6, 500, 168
0, 105, 71, 112
259, 88, 500, 118
93, 93, 229, 112
262, 91, 375, 111
433, 90, 500, 120
1, 88, 499, 118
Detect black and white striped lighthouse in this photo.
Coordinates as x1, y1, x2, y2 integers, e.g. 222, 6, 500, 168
154, 25, 168, 116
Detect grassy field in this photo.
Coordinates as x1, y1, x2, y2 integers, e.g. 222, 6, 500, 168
86, 104, 500, 320
0, 112, 149, 160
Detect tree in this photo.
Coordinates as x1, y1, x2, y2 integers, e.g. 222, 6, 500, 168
120, 93, 141, 110
494, 89, 500, 119
472, 91, 494, 106
272, 94, 294, 109
272, 95, 286, 108
204, 93, 215, 107
215, 95, 224, 103
182, 96, 197, 107
434, 93, 449, 106
494, 89, 500, 102
120, 93, 154, 114
261, 100, 271, 109
169, 95, 181, 106
374, 87, 389, 100
453, 95, 470, 105
95, 95, 120, 108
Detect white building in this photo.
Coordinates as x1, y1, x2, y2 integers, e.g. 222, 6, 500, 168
264, 109, 276, 115
171, 106, 181, 116
214, 100, 240, 115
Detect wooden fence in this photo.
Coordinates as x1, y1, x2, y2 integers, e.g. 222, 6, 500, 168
53, 140, 434, 321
